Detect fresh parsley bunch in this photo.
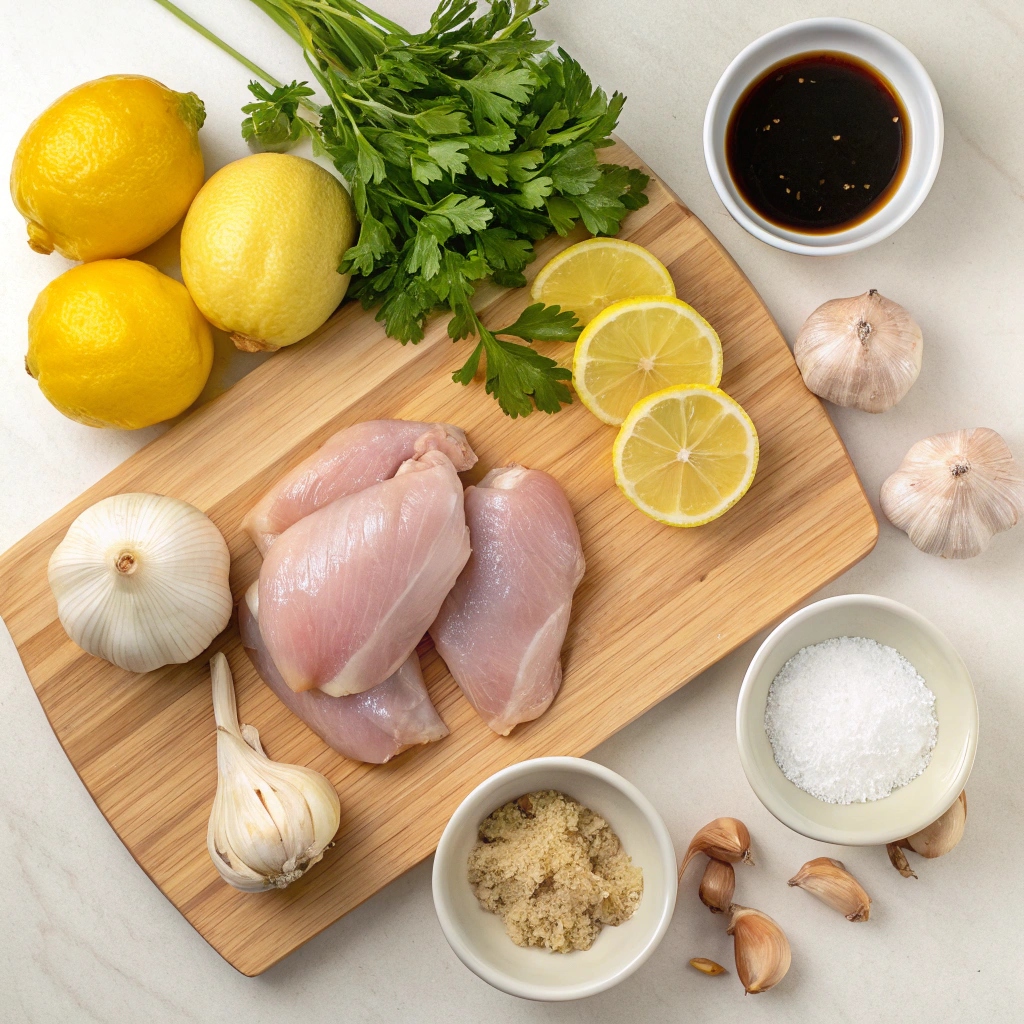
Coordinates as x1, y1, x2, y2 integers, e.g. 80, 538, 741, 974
243, 0, 649, 416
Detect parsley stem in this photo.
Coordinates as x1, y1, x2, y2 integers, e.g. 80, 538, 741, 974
151, 0, 320, 111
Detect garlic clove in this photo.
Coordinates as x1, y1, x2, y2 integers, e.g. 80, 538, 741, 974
699, 857, 735, 913
727, 904, 791, 994
207, 653, 341, 892
48, 492, 232, 673
689, 957, 727, 976
886, 843, 918, 879
881, 429, 1024, 558
794, 289, 922, 413
679, 817, 753, 878
788, 857, 871, 921
904, 790, 967, 859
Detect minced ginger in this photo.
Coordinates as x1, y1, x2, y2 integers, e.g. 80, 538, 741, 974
467, 790, 643, 953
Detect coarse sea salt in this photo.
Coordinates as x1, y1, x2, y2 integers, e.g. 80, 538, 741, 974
764, 636, 938, 804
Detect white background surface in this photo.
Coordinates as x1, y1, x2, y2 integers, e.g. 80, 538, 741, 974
1, 1, 1021, 1020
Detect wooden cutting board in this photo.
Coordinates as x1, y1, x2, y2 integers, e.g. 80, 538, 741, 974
0, 142, 876, 976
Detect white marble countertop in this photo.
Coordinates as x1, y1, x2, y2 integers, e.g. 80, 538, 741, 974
2, 1, 1021, 1020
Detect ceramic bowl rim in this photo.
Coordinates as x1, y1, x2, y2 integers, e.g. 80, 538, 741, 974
736, 593, 978, 845
431, 756, 678, 1001
703, 17, 944, 255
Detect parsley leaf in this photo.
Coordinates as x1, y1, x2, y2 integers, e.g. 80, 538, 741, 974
240, 80, 316, 151
230, 0, 650, 415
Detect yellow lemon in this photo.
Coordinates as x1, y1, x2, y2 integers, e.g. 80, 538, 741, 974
530, 237, 675, 325
573, 296, 723, 425
613, 385, 759, 527
11, 75, 205, 262
181, 153, 356, 351
27, 260, 213, 429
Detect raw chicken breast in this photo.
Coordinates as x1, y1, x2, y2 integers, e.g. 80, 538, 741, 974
259, 449, 471, 697
244, 419, 477, 555
430, 465, 585, 735
239, 582, 447, 763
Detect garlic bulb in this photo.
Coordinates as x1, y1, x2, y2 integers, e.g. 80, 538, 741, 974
794, 290, 922, 412
727, 904, 791, 994
207, 653, 340, 892
48, 493, 232, 672
881, 429, 1024, 558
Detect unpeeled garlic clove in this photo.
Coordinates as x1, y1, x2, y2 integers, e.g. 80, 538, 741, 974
699, 857, 735, 914
788, 857, 871, 921
679, 818, 753, 878
689, 957, 727, 976
887, 791, 967, 877
207, 653, 341, 891
794, 289, 922, 413
904, 790, 967, 859
881, 429, 1024, 558
727, 904, 791, 994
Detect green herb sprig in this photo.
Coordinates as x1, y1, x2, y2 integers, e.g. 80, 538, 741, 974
157, 0, 649, 416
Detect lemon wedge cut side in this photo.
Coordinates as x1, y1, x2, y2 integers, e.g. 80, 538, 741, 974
613, 385, 759, 527
573, 296, 724, 425
530, 237, 675, 325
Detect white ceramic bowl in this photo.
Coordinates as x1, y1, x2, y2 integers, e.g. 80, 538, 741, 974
432, 757, 677, 1001
737, 595, 977, 845
704, 18, 943, 255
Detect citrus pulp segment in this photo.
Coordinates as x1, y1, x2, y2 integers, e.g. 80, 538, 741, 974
613, 386, 759, 527
573, 296, 723, 425
530, 238, 675, 325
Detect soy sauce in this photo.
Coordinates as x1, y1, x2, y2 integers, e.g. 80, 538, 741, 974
726, 52, 909, 233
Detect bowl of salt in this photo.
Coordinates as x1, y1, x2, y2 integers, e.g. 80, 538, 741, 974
736, 594, 978, 845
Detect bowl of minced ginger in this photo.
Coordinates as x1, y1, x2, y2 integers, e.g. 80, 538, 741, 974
432, 757, 678, 1001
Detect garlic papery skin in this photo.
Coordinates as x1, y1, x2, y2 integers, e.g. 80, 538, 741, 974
788, 857, 871, 921
794, 290, 922, 412
679, 817, 753, 878
699, 858, 735, 914
689, 958, 726, 976
904, 790, 967, 859
881, 429, 1024, 558
727, 904, 791, 994
886, 842, 918, 879
207, 653, 340, 892
48, 493, 232, 673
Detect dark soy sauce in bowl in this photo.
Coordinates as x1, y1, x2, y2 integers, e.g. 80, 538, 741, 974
726, 52, 909, 234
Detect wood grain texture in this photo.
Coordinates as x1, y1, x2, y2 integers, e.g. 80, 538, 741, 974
0, 143, 877, 976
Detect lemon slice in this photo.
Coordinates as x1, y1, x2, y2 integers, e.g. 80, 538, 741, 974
530, 238, 675, 325
613, 386, 759, 527
573, 297, 723, 425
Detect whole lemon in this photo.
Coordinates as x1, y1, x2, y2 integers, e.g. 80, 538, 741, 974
27, 260, 213, 429
181, 153, 356, 351
11, 75, 205, 262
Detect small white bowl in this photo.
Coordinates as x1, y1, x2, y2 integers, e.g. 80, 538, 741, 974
704, 18, 943, 255
432, 757, 677, 1001
736, 594, 978, 845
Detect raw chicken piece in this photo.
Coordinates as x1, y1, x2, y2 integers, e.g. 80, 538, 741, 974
259, 449, 471, 697
244, 419, 477, 555
430, 466, 585, 735
239, 582, 447, 763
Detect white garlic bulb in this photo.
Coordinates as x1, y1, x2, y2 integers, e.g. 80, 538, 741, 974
794, 290, 922, 412
48, 493, 232, 672
881, 428, 1024, 558
208, 653, 340, 892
